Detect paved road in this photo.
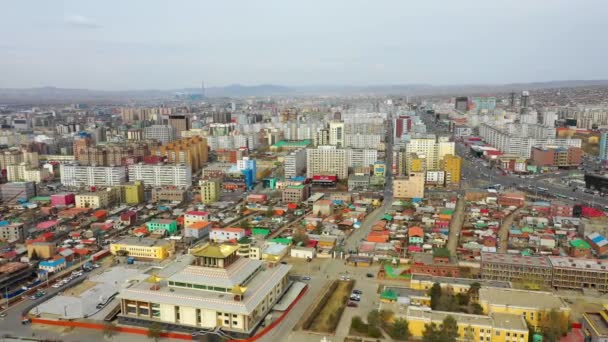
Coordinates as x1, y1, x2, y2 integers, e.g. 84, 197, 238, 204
446, 198, 465, 255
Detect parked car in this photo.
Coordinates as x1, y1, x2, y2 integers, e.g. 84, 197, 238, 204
347, 302, 358, 307
352, 290, 362, 295
301, 276, 311, 281
366, 273, 374, 278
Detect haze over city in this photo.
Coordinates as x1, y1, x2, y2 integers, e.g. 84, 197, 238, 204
1, 0, 608, 90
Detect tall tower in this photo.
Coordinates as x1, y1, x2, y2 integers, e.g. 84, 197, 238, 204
510, 92, 516, 109
521, 91, 530, 109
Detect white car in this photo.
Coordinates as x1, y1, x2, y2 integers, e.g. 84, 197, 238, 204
51, 284, 61, 288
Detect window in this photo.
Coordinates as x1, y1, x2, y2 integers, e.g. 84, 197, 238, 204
507, 332, 510, 337
224, 320, 229, 325
495, 331, 501, 336
233, 321, 238, 326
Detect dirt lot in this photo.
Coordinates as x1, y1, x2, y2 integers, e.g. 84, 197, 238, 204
308, 280, 354, 333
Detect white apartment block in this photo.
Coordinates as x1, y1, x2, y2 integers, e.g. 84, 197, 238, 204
405, 135, 455, 170
284, 149, 307, 179
60, 164, 127, 187
329, 121, 345, 146
479, 123, 582, 158
306, 146, 348, 179
344, 134, 382, 149
143, 125, 177, 144
6, 163, 49, 184
128, 163, 192, 187
347, 149, 378, 167
558, 106, 608, 129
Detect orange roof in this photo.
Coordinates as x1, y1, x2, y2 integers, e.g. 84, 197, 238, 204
409, 226, 424, 237
188, 221, 212, 230
215, 227, 246, 233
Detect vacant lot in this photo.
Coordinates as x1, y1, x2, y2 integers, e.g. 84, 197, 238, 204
307, 280, 354, 333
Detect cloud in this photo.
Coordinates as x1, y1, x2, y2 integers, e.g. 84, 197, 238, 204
64, 14, 101, 29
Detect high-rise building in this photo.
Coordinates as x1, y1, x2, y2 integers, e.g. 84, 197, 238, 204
200, 179, 220, 204
284, 149, 306, 179
346, 149, 378, 167
0, 182, 37, 203
600, 132, 608, 161
329, 121, 345, 146
73, 136, 93, 164
521, 91, 530, 109
454, 97, 469, 112
306, 146, 348, 180
143, 125, 177, 144
127, 163, 192, 187
440, 154, 462, 184
150, 136, 208, 172
212, 112, 232, 124
169, 115, 191, 138
405, 135, 455, 170
59, 165, 127, 187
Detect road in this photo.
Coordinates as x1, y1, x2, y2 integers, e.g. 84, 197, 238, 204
446, 197, 465, 255
498, 209, 520, 253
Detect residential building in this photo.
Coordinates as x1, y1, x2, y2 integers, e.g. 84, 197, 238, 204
150, 136, 208, 172
405, 135, 455, 170
75, 191, 110, 209
284, 149, 306, 179
168, 115, 191, 138
478, 287, 570, 328
39, 257, 67, 274
59, 164, 127, 187
184, 221, 212, 239
210, 228, 246, 243
347, 149, 378, 168
530, 146, 583, 168
441, 154, 462, 184
344, 134, 382, 149
549, 256, 608, 292
143, 125, 177, 144
600, 132, 608, 161
122, 181, 144, 204
393, 173, 425, 199
6, 163, 50, 184
117, 244, 291, 334
586, 232, 608, 256
328, 121, 345, 146
146, 219, 178, 235
0, 222, 27, 242
406, 307, 528, 342
1, 182, 37, 203
151, 186, 187, 202
50, 193, 75, 206
110, 237, 171, 261
282, 184, 310, 204
184, 211, 210, 227
582, 304, 608, 341
312, 199, 333, 216
200, 179, 221, 204
348, 175, 370, 190
128, 163, 192, 187
306, 146, 348, 180
480, 253, 553, 288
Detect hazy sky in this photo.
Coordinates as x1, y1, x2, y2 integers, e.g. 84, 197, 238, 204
1, 0, 607, 90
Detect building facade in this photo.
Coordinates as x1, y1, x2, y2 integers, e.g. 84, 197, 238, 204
59, 164, 127, 187
128, 163, 192, 187
393, 173, 425, 199
306, 146, 348, 180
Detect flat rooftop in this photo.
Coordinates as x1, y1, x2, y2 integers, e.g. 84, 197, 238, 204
481, 252, 551, 268
411, 274, 511, 288
114, 236, 170, 248
479, 287, 567, 310
584, 312, 608, 336
549, 256, 608, 272
406, 306, 492, 328
490, 312, 529, 332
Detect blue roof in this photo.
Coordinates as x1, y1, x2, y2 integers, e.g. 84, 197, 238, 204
592, 236, 606, 243
40, 258, 66, 267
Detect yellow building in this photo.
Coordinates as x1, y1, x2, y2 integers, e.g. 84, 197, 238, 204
478, 287, 570, 328
122, 181, 144, 204
27, 242, 55, 259
406, 306, 529, 342
200, 179, 220, 204
150, 136, 208, 172
393, 172, 425, 199
110, 237, 171, 261
409, 154, 426, 173
75, 191, 110, 209
441, 154, 462, 184
409, 274, 512, 294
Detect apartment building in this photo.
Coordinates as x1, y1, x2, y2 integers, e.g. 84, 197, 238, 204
405, 135, 455, 170
344, 134, 382, 149
128, 163, 192, 187
0, 222, 27, 242
282, 184, 311, 204
306, 146, 348, 179
151, 186, 187, 202
200, 179, 220, 204
168, 115, 191, 138
441, 154, 462, 184
0, 182, 37, 203
150, 136, 208, 172
347, 149, 378, 168
393, 173, 425, 199
60, 164, 127, 187
284, 149, 306, 179
530, 146, 583, 168
6, 163, 50, 184
75, 191, 110, 209
328, 121, 345, 146
480, 253, 553, 287
110, 237, 171, 261
143, 125, 177, 144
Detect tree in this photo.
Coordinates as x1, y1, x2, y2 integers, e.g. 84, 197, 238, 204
455, 292, 470, 306
469, 303, 484, 315
379, 309, 395, 328
429, 282, 442, 310
351, 316, 367, 333
292, 228, 309, 245
539, 309, 569, 342
103, 322, 116, 339
468, 282, 481, 302
389, 318, 411, 341
147, 322, 162, 342
463, 324, 475, 342
439, 315, 459, 342
367, 309, 381, 327
30, 248, 39, 261
422, 322, 442, 342
368, 325, 382, 338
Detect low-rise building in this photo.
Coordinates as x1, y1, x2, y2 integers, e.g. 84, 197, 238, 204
282, 184, 310, 204
184, 211, 210, 227
480, 253, 553, 288
312, 199, 333, 216
75, 191, 110, 209
184, 221, 212, 239
210, 228, 246, 243
0, 222, 27, 242
146, 219, 178, 235
582, 304, 608, 341
409, 251, 460, 278
393, 173, 425, 199
110, 237, 171, 261
39, 257, 67, 274
151, 186, 187, 202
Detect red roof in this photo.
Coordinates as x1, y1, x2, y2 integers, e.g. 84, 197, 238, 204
408, 226, 424, 237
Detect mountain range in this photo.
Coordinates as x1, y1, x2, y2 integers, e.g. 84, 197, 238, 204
1, 80, 608, 104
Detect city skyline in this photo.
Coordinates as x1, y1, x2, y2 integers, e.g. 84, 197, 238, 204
1, 0, 607, 90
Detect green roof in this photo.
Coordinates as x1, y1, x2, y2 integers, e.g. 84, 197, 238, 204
570, 239, 591, 249
441, 209, 454, 215
268, 237, 292, 245
30, 196, 51, 202
287, 185, 305, 189
252, 228, 270, 236
433, 248, 451, 258
383, 214, 393, 221
521, 227, 534, 233
271, 140, 312, 148
380, 289, 398, 301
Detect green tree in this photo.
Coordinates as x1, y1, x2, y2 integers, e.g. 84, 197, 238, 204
455, 292, 470, 306
429, 282, 442, 310
389, 317, 411, 341
468, 282, 481, 302
368, 325, 382, 338
463, 324, 475, 342
469, 302, 484, 315
422, 322, 442, 342
539, 309, 569, 342
351, 316, 367, 333
439, 315, 459, 342
292, 228, 309, 245
367, 309, 381, 327
147, 322, 162, 342
379, 309, 395, 328
29, 248, 39, 261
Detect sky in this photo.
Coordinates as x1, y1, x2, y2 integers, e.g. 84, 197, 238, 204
0, 0, 607, 90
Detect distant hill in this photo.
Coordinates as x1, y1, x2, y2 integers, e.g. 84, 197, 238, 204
2, 80, 608, 104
